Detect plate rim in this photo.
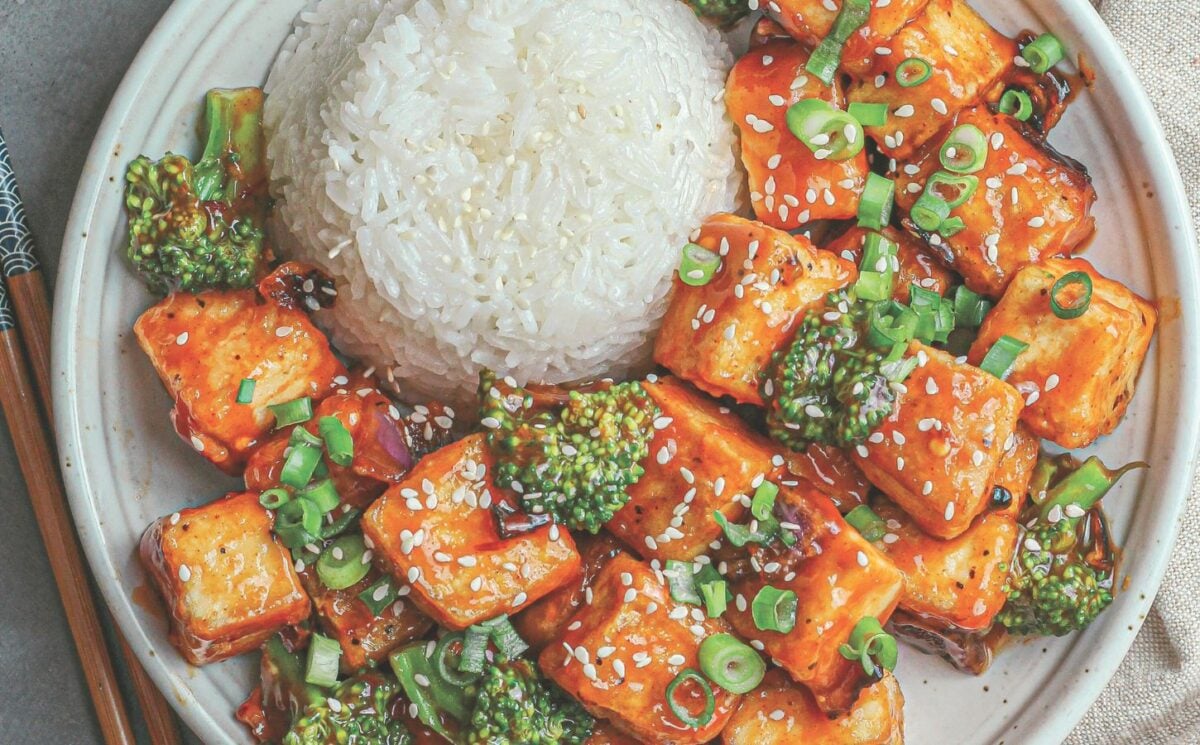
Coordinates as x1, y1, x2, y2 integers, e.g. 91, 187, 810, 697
50, 1, 1200, 743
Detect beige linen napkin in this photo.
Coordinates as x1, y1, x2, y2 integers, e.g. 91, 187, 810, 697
1064, 1, 1200, 743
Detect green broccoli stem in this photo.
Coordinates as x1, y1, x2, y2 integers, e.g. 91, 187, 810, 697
194, 87, 265, 203
1036, 456, 1147, 521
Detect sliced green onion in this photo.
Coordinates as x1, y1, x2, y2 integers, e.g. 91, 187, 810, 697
938, 216, 967, 237
482, 615, 529, 660
751, 585, 797, 634
1022, 33, 1066, 74
304, 633, 342, 688
269, 397, 314, 429
316, 534, 369, 590
236, 378, 256, 405
459, 624, 491, 675
1050, 270, 1093, 319
665, 669, 716, 729
280, 444, 322, 489
299, 478, 341, 513
679, 243, 721, 287
786, 99, 865, 161
844, 505, 887, 542
838, 616, 898, 677
907, 285, 954, 344
434, 632, 481, 686
855, 232, 898, 302
926, 172, 979, 209
274, 497, 322, 549
389, 646, 462, 740
910, 192, 951, 232
318, 416, 355, 467
319, 507, 360, 541
358, 576, 397, 617
750, 481, 779, 521
848, 102, 888, 127
857, 173, 895, 231
289, 425, 324, 449
700, 580, 728, 619
896, 57, 933, 88
867, 300, 918, 349
939, 124, 988, 174
999, 89, 1034, 122
665, 560, 703, 605
258, 488, 290, 510
880, 353, 919, 383
980, 335, 1029, 380
698, 634, 765, 694
953, 286, 993, 328
855, 272, 892, 302
714, 512, 755, 548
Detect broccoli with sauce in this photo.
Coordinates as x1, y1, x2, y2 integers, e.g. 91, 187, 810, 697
124, 87, 270, 294
685, 0, 751, 26
997, 454, 1140, 637
464, 658, 594, 745
762, 292, 910, 451
480, 371, 660, 533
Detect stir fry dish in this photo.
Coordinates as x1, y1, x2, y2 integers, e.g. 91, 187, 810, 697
124, 3, 1157, 743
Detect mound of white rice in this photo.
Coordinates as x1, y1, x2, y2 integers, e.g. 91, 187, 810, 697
265, 0, 740, 407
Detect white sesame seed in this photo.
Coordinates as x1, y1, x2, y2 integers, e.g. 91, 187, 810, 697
856, 551, 869, 567
178, 565, 191, 582
275, 326, 293, 337
514, 592, 528, 606
668, 654, 686, 666
923, 481, 933, 495
945, 502, 956, 521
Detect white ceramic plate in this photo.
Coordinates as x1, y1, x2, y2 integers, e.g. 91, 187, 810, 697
53, 1, 1199, 743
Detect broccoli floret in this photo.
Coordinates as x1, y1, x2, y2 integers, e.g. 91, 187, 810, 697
284, 673, 412, 745
124, 87, 270, 294
481, 371, 660, 533
685, 0, 751, 26
464, 658, 594, 745
997, 455, 1141, 637
762, 292, 909, 450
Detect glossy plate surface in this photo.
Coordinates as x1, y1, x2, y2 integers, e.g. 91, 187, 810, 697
53, 1, 1199, 742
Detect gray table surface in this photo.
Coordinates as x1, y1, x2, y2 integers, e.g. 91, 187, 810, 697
0, 2, 198, 743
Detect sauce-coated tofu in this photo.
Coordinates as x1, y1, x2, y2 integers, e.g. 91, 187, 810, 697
895, 107, 1097, 297
872, 499, 1017, 631
654, 214, 856, 404
540, 554, 741, 744
722, 671, 904, 745
824, 226, 954, 303
727, 37, 867, 229
585, 720, 642, 745
727, 484, 903, 715
361, 434, 582, 629
847, 0, 1016, 159
851, 343, 1024, 539
770, 0, 931, 77
785, 443, 872, 513
300, 565, 433, 672
135, 289, 346, 474
608, 378, 778, 561
992, 424, 1040, 519
139, 492, 310, 665
968, 258, 1156, 447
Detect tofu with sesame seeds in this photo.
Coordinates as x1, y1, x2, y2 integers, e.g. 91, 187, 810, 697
134, 288, 347, 474
967, 258, 1156, 448
894, 107, 1097, 297
138, 492, 310, 665
769, 0, 931, 77
722, 670, 904, 745
654, 214, 857, 405
607, 378, 778, 561
847, 0, 1016, 160
851, 342, 1024, 540
784, 442, 872, 513
726, 483, 903, 715
871, 498, 1018, 632
540, 554, 741, 744
726, 34, 868, 230
990, 424, 1039, 519
298, 563, 433, 672
824, 225, 954, 304
361, 434, 582, 630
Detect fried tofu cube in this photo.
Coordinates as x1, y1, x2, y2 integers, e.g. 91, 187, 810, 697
608, 378, 779, 561
300, 565, 433, 672
895, 107, 1097, 297
784, 443, 872, 513
968, 258, 1157, 447
872, 499, 1017, 631
540, 554, 741, 744
847, 0, 1016, 159
727, 484, 903, 715
135, 289, 347, 474
727, 37, 868, 229
585, 720, 642, 745
824, 225, 954, 303
139, 492, 310, 665
851, 343, 1024, 539
770, 0, 931, 77
655, 214, 856, 404
991, 424, 1040, 519
722, 671, 904, 745
361, 434, 582, 629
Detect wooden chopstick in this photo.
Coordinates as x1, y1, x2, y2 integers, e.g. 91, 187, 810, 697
0, 131, 183, 744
